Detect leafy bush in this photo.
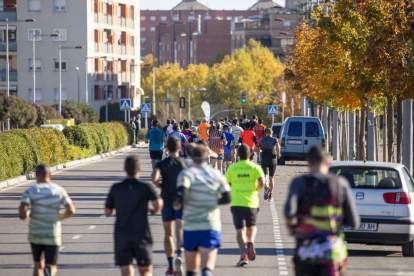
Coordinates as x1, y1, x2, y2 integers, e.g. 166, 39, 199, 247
51, 100, 99, 124
67, 145, 91, 161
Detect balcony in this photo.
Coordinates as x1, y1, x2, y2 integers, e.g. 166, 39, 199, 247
0, 42, 17, 52
0, 70, 17, 81
0, 12, 17, 21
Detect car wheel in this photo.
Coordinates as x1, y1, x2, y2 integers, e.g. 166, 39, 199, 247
278, 158, 285, 166
402, 240, 414, 257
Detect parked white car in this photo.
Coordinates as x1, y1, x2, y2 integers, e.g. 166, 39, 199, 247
330, 161, 414, 256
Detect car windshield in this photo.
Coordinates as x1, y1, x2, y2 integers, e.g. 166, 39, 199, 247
330, 167, 402, 189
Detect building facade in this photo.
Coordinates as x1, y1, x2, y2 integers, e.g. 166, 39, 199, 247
140, 0, 282, 66
0, 0, 142, 111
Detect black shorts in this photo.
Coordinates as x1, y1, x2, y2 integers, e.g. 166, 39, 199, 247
115, 244, 152, 267
30, 243, 59, 265
149, 150, 163, 161
230, 206, 259, 230
294, 256, 347, 276
261, 163, 277, 176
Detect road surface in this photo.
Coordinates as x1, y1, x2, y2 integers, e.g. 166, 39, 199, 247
0, 146, 413, 276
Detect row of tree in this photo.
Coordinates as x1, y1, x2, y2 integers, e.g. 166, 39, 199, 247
0, 92, 99, 131
285, 0, 414, 161
140, 41, 290, 125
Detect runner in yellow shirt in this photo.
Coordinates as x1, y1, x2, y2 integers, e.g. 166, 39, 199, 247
225, 144, 265, 267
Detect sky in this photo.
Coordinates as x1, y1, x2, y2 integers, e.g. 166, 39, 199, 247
140, 0, 285, 10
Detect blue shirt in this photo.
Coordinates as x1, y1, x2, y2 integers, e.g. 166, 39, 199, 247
145, 128, 165, 151
167, 131, 187, 143
223, 131, 235, 155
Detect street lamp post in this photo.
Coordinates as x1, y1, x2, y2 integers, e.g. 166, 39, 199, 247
75, 67, 80, 102
59, 45, 84, 114
1, 7, 35, 129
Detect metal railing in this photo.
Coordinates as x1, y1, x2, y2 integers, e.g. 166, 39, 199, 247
0, 42, 17, 52
0, 70, 17, 81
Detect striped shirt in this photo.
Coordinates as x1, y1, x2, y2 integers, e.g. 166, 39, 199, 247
21, 183, 71, 246
177, 165, 230, 231
209, 130, 226, 154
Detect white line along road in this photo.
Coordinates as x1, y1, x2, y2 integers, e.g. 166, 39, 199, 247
270, 201, 289, 276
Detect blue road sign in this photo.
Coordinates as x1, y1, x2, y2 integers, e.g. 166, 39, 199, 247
268, 105, 278, 115
166, 98, 172, 104
141, 103, 151, 114
120, 99, 132, 111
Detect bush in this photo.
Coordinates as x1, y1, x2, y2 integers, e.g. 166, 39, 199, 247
67, 145, 91, 161
139, 129, 148, 142
52, 100, 99, 124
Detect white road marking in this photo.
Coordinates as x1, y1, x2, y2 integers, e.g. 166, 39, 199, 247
72, 235, 82, 240
269, 201, 289, 275
59, 246, 65, 252
88, 225, 96, 230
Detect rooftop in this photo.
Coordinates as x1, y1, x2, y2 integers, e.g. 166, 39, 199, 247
172, 0, 210, 11
249, 0, 282, 11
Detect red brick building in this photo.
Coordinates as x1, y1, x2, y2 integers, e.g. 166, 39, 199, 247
140, 0, 283, 67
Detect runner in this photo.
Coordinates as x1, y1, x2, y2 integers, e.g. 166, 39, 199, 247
105, 155, 163, 276
145, 120, 166, 169
253, 119, 266, 164
259, 128, 281, 201
238, 122, 256, 161
250, 115, 258, 129
135, 114, 142, 144
167, 124, 189, 157
225, 144, 265, 267
222, 125, 235, 173
152, 137, 187, 276
208, 123, 227, 173
163, 119, 172, 135
19, 164, 76, 276
284, 145, 359, 276
230, 119, 244, 162
175, 145, 231, 276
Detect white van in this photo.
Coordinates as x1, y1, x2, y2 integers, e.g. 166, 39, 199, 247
279, 116, 326, 165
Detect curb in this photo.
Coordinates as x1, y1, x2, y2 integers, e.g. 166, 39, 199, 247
0, 143, 145, 191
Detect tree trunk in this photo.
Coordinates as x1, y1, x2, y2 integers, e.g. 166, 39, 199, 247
376, 116, 380, 162
397, 97, 403, 163
387, 96, 395, 162
328, 109, 333, 152
341, 112, 349, 161
383, 110, 387, 162
356, 110, 360, 159
357, 107, 367, 161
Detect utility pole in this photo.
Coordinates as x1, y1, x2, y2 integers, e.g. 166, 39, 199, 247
332, 110, 339, 160
322, 103, 329, 152
402, 100, 413, 174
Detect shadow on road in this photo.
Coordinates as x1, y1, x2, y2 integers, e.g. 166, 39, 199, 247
348, 249, 401, 257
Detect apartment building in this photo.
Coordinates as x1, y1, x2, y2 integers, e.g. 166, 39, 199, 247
0, 0, 142, 111
140, 0, 282, 65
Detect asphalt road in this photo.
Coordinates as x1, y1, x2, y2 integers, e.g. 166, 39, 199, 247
0, 146, 413, 276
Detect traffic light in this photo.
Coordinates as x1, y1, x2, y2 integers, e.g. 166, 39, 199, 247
180, 97, 186, 108
241, 92, 247, 104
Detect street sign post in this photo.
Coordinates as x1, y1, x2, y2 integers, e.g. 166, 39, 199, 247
166, 98, 172, 104
120, 99, 132, 111
257, 93, 264, 100
282, 92, 286, 122
141, 103, 151, 114
268, 105, 278, 125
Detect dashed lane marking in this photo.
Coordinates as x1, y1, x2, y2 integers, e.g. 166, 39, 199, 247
269, 201, 289, 276
88, 225, 96, 230
72, 235, 82, 240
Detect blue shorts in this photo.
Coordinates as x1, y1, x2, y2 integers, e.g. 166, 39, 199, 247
183, 230, 221, 252
161, 206, 183, 222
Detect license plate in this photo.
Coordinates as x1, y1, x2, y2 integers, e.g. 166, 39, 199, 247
346, 222, 378, 232
287, 139, 302, 145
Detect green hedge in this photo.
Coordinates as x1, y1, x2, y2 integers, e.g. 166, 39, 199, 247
0, 122, 132, 182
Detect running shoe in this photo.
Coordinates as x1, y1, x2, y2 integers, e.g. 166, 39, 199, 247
247, 242, 256, 261
236, 255, 248, 267
165, 267, 175, 276
174, 257, 183, 276
264, 186, 270, 200
268, 194, 274, 202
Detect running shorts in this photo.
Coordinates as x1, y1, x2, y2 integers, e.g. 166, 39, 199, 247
115, 243, 152, 267
161, 206, 183, 222
230, 206, 259, 230
261, 163, 277, 176
149, 150, 163, 160
30, 243, 59, 265
183, 230, 221, 252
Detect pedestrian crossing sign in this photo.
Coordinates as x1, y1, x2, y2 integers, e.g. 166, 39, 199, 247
268, 105, 278, 115
120, 99, 132, 111
141, 103, 151, 114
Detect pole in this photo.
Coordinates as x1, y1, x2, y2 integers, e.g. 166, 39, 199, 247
125, 110, 127, 122
291, 98, 294, 117
77, 68, 80, 102
32, 35, 36, 103
402, 100, 413, 174
188, 88, 191, 121
383, 107, 387, 162
301, 96, 306, 116
179, 90, 182, 122
349, 112, 355, 161
5, 18, 10, 130
323, 103, 329, 152
145, 113, 148, 130
166, 90, 170, 118
272, 115, 274, 125
282, 102, 285, 122
152, 67, 156, 118
85, 58, 88, 103
59, 45, 62, 114
105, 86, 108, 122
332, 110, 339, 160
367, 101, 376, 161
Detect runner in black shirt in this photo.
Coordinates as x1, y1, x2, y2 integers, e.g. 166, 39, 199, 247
105, 155, 163, 276
152, 137, 187, 276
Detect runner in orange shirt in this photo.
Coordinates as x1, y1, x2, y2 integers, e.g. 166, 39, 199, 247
253, 119, 266, 164
238, 122, 256, 161
198, 118, 210, 142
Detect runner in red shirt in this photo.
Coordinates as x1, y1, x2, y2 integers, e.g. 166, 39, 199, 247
238, 122, 256, 161
253, 119, 266, 164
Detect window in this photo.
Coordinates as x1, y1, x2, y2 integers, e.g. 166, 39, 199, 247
28, 29, 41, 41
204, 16, 211, 20
182, 43, 185, 51
140, 27, 146, 32
28, 89, 42, 102
140, 38, 146, 45
281, 38, 294, 47
227, 16, 233, 20
287, 121, 302, 137
188, 16, 195, 21
177, 44, 181, 51
305, 122, 320, 137
140, 16, 146, 21
150, 27, 156, 32
28, 0, 41, 11
330, 167, 402, 189
283, 20, 292, 28
53, 0, 66, 11
28, 59, 42, 71
150, 16, 156, 21
173, 15, 179, 21
54, 59, 67, 71
161, 16, 167, 21
53, 29, 67, 41
54, 89, 67, 101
